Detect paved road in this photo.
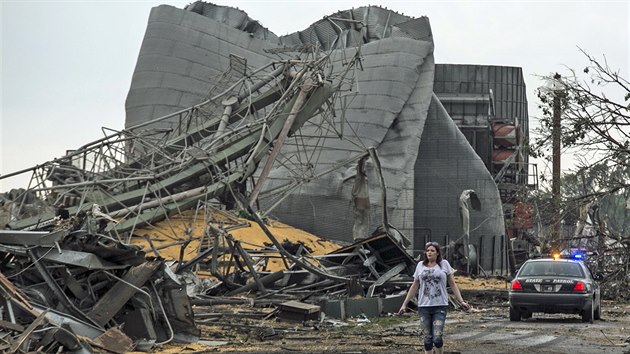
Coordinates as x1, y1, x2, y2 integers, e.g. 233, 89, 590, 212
190, 301, 630, 354
436, 310, 630, 353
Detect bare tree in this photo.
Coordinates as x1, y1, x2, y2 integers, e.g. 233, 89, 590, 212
531, 48, 630, 199
529, 50, 630, 298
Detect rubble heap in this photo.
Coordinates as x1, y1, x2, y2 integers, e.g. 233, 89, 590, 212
0, 204, 426, 352
0, 216, 198, 352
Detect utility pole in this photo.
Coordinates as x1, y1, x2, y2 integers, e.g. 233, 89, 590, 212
551, 73, 562, 252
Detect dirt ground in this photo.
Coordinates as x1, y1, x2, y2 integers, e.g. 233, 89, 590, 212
139, 281, 630, 354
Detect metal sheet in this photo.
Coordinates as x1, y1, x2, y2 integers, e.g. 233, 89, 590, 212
31, 304, 103, 340
0, 229, 68, 246
0, 244, 127, 270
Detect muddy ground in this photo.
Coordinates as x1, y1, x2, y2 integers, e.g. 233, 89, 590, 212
148, 290, 630, 354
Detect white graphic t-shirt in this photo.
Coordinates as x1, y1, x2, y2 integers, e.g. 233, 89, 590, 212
413, 259, 454, 307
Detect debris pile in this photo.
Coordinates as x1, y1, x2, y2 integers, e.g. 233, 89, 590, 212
0, 207, 425, 352
0, 216, 199, 352
0, 35, 425, 352
166, 202, 417, 311
595, 235, 630, 301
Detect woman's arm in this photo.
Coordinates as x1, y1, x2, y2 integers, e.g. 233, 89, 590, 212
447, 273, 471, 310
398, 277, 420, 314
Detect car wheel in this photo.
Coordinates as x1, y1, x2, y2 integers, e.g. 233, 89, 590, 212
522, 311, 532, 319
509, 307, 521, 322
594, 301, 601, 320
582, 303, 593, 323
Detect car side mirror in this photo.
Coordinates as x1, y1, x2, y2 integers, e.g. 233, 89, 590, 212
594, 272, 604, 281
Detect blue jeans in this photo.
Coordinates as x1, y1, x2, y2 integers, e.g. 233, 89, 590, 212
418, 306, 448, 351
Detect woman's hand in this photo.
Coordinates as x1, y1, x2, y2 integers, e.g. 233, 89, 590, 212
460, 301, 472, 311
397, 306, 407, 315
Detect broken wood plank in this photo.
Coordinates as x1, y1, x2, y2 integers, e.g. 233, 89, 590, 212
366, 262, 407, 297
90, 327, 134, 354
0, 273, 35, 314
277, 301, 320, 322
87, 261, 161, 326
0, 320, 24, 332
7, 309, 48, 353
278, 301, 320, 314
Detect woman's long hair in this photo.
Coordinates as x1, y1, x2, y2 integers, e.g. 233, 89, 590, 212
422, 242, 443, 267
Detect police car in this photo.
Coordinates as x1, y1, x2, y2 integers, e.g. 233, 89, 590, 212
508, 255, 602, 323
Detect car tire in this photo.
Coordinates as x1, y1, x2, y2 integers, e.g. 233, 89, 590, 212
509, 307, 521, 322
522, 311, 532, 319
594, 301, 601, 320
582, 303, 593, 323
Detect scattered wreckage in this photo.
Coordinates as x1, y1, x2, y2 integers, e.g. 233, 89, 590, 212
0, 42, 423, 352
0, 224, 197, 353
0, 204, 419, 352
2, 3, 629, 353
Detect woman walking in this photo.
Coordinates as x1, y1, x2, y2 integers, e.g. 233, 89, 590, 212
398, 242, 470, 354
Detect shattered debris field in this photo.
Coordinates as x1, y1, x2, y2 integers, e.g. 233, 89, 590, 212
2, 1, 630, 353
0, 206, 423, 353
3, 204, 628, 353
141, 297, 630, 354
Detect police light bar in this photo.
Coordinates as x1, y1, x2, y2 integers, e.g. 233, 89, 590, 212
539, 251, 591, 260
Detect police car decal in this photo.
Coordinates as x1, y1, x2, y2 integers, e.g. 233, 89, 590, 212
523, 278, 574, 284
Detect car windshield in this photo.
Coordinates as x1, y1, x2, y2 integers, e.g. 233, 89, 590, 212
519, 261, 585, 278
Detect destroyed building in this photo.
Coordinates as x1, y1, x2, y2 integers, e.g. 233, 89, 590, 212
0, 3, 559, 352
0, 3, 535, 276
124, 2, 532, 274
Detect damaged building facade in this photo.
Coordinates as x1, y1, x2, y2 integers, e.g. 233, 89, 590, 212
125, 2, 530, 274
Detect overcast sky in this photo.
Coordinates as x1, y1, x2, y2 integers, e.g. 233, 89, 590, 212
1, 0, 628, 191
